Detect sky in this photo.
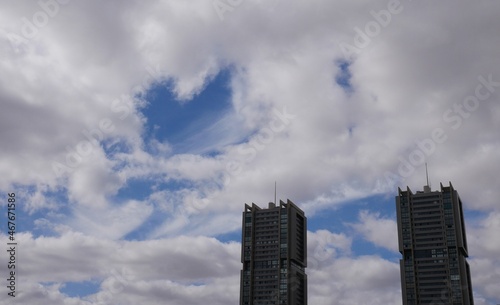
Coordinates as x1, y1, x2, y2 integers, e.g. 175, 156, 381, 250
0, 0, 499, 304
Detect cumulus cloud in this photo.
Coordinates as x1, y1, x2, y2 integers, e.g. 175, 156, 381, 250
1, 0, 499, 233
350, 210, 399, 252
1, 0, 499, 304
466, 212, 500, 302
308, 230, 352, 267
0, 229, 404, 305
308, 255, 401, 305
0, 232, 241, 305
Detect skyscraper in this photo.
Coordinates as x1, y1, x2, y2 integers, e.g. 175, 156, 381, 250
396, 182, 474, 305
240, 199, 307, 305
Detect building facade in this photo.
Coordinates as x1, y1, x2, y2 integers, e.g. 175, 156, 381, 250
396, 182, 474, 305
240, 200, 307, 305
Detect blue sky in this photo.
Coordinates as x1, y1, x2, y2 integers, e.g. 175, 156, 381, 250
1, 1, 500, 305
141, 69, 234, 154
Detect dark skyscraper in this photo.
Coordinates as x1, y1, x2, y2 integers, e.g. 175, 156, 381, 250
240, 199, 307, 305
396, 182, 474, 305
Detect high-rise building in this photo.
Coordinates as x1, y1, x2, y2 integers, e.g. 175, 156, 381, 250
396, 182, 474, 305
240, 199, 307, 305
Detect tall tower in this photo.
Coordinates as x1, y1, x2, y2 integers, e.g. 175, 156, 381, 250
396, 182, 474, 305
240, 199, 307, 305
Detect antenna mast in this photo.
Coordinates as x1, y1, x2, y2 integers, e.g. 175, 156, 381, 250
274, 181, 277, 204
424, 163, 431, 192
425, 163, 429, 186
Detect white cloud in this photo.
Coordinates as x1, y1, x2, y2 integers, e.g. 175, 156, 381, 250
0, 232, 241, 305
469, 211, 500, 259
0, 0, 499, 304
1, 0, 499, 230
467, 212, 500, 302
350, 210, 399, 252
70, 199, 153, 240
308, 255, 401, 305
308, 230, 352, 267
0, 229, 402, 305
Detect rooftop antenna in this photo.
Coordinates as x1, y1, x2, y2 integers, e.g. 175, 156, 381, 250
274, 181, 277, 204
424, 163, 431, 192
268, 182, 278, 209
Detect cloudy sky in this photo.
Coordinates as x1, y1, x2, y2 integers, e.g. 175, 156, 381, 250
0, 0, 499, 304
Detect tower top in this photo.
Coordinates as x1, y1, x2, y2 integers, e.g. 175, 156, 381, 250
423, 163, 431, 193
274, 181, 277, 205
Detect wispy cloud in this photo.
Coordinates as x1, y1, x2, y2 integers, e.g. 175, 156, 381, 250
1, 0, 499, 304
